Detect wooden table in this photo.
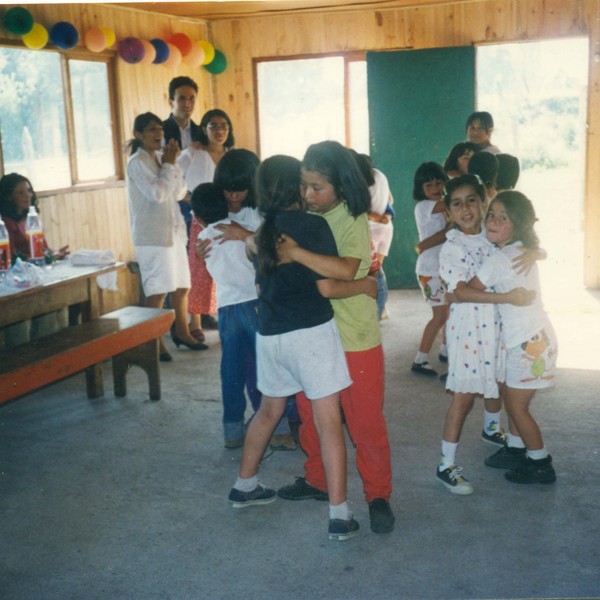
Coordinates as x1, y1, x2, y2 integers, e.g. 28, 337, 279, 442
0, 261, 125, 328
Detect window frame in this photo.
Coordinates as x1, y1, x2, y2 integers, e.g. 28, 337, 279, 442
253, 50, 366, 158
0, 42, 122, 196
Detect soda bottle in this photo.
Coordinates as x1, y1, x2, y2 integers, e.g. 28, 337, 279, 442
0, 216, 11, 272
25, 205, 45, 260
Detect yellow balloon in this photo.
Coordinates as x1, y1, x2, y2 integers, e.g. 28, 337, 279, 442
22, 23, 48, 50
101, 27, 116, 48
197, 40, 215, 65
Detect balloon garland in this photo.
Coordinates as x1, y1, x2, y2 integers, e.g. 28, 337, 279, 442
1, 7, 228, 74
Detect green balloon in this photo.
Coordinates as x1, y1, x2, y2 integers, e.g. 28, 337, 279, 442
204, 50, 227, 75
4, 6, 34, 36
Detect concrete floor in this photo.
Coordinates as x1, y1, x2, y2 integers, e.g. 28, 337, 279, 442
1, 289, 599, 600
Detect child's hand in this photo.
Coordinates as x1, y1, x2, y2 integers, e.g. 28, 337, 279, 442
162, 139, 180, 164
195, 238, 212, 260
365, 276, 378, 298
505, 286, 536, 306
276, 233, 299, 264
513, 248, 545, 275
214, 222, 250, 243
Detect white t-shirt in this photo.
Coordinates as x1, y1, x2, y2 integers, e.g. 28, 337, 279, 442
199, 218, 257, 309
229, 206, 262, 232
369, 169, 394, 256
414, 199, 446, 276
476, 241, 550, 347
177, 146, 216, 194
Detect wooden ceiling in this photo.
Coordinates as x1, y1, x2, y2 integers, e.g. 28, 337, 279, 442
113, 0, 460, 21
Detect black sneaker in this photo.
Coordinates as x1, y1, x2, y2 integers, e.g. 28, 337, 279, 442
328, 517, 360, 541
228, 484, 277, 508
505, 456, 557, 485
411, 361, 437, 376
277, 477, 329, 501
436, 465, 473, 495
368, 498, 395, 534
438, 353, 448, 363
481, 428, 507, 448
484, 446, 527, 470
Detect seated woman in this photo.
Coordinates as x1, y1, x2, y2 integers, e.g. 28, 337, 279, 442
0, 173, 70, 347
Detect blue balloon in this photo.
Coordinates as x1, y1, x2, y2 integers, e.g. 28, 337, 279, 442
50, 21, 79, 50
150, 38, 169, 64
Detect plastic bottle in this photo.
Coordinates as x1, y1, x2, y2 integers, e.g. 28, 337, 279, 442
25, 205, 45, 260
0, 216, 11, 272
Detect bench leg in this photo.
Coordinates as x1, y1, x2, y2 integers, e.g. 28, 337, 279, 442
86, 364, 104, 398
112, 339, 161, 401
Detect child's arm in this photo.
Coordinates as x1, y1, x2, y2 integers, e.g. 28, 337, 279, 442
415, 224, 452, 254
317, 276, 378, 299
213, 221, 254, 243
512, 247, 547, 275
453, 278, 536, 306
277, 233, 360, 281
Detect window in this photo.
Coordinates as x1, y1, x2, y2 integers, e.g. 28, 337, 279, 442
0, 46, 118, 192
255, 53, 368, 159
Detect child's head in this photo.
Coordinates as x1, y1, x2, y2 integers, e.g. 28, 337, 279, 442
197, 108, 235, 148
496, 154, 520, 191
443, 142, 479, 175
302, 141, 370, 217
467, 151, 498, 190
466, 111, 494, 147
255, 155, 303, 276
486, 191, 539, 249
443, 174, 486, 235
214, 149, 260, 210
413, 162, 447, 202
190, 183, 228, 226
0, 172, 36, 221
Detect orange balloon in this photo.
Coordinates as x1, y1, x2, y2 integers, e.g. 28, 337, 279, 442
197, 40, 215, 65
84, 27, 107, 52
101, 27, 116, 48
168, 32, 192, 57
184, 41, 205, 67
139, 39, 156, 65
162, 43, 181, 68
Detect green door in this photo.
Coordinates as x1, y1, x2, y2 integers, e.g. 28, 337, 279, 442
367, 46, 475, 288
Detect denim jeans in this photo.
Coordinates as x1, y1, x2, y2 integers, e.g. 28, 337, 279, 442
376, 267, 389, 320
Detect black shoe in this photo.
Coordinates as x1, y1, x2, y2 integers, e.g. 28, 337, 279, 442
484, 446, 527, 470
439, 373, 448, 384
505, 456, 556, 485
171, 331, 208, 351
277, 477, 329, 501
201, 314, 218, 329
368, 498, 395, 534
159, 352, 172, 362
411, 361, 437, 376
438, 353, 448, 363
228, 484, 277, 508
328, 517, 359, 541
224, 438, 245, 450
481, 428, 507, 448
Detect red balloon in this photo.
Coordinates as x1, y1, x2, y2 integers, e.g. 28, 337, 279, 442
168, 33, 193, 57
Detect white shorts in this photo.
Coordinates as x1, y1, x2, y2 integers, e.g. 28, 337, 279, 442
417, 274, 447, 307
135, 235, 191, 297
504, 326, 558, 389
256, 319, 352, 400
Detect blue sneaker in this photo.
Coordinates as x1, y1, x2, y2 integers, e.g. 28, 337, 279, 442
328, 517, 360, 541
228, 484, 277, 508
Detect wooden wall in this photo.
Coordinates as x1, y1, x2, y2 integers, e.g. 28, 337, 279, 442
208, 0, 600, 288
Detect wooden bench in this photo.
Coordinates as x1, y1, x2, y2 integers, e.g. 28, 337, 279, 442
0, 306, 174, 405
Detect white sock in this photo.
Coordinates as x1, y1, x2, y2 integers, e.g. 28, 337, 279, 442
439, 343, 448, 357
527, 448, 549, 461
439, 440, 458, 470
329, 501, 351, 521
507, 433, 525, 449
484, 410, 501, 434
415, 351, 429, 364
234, 475, 258, 492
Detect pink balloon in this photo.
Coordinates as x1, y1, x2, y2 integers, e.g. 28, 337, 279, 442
84, 28, 107, 52
139, 39, 156, 65
162, 43, 181, 68
184, 41, 205, 67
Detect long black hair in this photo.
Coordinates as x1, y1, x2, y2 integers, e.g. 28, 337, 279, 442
255, 155, 304, 276
213, 149, 260, 208
0, 172, 37, 222
302, 141, 370, 217
128, 112, 162, 156
197, 109, 235, 148
443, 142, 479, 174
412, 162, 447, 201
492, 191, 539, 249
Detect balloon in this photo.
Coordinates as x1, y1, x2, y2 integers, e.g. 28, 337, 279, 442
197, 40, 215, 65
162, 43, 181, 68
4, 6, 34, 35
204, 49, 227, 74
50, 21, 79, 50
118, 37, 146, 64
184, 42, 205, 67
84, 27, 107, 52
168, 33, 192, 57
150, 38, 169, 64
139, 40, 156, 65
22, 22, 48, 50
101, 27, 116, 48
